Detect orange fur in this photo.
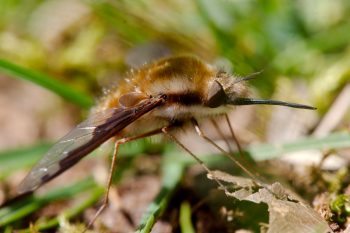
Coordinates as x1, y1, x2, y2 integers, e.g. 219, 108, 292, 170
96, 55, 248, 137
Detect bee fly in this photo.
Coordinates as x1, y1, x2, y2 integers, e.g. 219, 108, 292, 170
18, 55, 315, 228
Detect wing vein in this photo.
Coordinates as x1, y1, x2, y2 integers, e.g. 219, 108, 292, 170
18, 96, 165, 193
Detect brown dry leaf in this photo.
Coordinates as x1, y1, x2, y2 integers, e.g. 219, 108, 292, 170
208, 170, 332, 233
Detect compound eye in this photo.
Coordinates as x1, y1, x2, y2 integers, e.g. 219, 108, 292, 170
205, 80, 227, 108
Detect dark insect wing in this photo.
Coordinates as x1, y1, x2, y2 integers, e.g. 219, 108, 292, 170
18, 110, 114, 193
18, 95, 165, 194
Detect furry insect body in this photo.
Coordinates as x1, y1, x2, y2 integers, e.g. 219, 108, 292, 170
15, 55, 316, 232
98, 56, 248, 137
18, 55, 315, 196
98, 56, 313, 138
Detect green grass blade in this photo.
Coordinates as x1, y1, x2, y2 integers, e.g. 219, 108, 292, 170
1, 131, 349, 179
1, 131, 349, 230
0, 59, 93, 109
0, 177, 99, 227
0, 139, 161, 179
180, 202, 195, 233
90, 2, 147, 44
18, 186, 104, 232
248, 131, 350, 160
0, 143, 51, 179
163, 132, 350, 165
135, 155, 185, 233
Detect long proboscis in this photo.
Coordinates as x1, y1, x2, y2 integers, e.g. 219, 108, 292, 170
230, 98, 316, 110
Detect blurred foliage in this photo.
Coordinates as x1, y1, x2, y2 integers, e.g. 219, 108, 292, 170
0, 0, 349, 109
1, 0, 350, 232
331, 194, 350, 223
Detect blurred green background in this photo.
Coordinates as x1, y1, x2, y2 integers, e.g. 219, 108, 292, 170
1, 0, 350, 232
1, 0, 349, 148
1, 0, 349, 110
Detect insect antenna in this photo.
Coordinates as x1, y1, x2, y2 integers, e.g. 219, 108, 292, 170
232, 71, 316, 110
233, 70, 264, 84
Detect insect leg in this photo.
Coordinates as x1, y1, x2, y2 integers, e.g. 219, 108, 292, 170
223, 114, 243, 155
211, 117, 252, 169
210, 118, 233, 152
85, 128, 163, 231
223, 114, 265, 180
161, 126, 227, 190
212, 116, 265, 183
190, 118, 258, 181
